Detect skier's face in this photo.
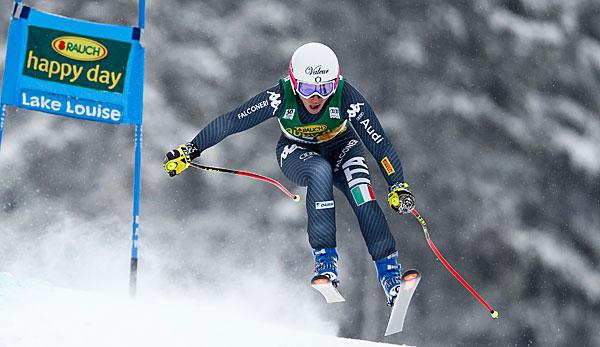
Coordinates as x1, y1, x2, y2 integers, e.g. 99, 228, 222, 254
299, 94, 328, 114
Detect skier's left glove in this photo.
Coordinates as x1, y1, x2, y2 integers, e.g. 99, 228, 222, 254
163, 142, 199, 177
388, 182, 415, 214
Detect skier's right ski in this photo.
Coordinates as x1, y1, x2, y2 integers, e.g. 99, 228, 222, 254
311, 275, 345, 303
384, 269, 421, 336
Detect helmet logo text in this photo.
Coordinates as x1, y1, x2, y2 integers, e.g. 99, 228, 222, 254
305, 65, 329, 76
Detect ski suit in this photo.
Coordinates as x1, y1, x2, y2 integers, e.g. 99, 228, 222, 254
191, 77, 405, 261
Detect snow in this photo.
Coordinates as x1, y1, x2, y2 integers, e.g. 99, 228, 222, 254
488, 9, 565, 49
0, 214, 415, 347
0, 273, 412, 347
508, 230, 600, 303
525, 93, 600, 175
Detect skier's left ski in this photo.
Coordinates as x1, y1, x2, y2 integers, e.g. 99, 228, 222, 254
311, 275, 345, 303
384, 269, 421, 336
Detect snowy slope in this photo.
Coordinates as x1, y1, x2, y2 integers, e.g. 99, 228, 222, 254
0, 273, 413, 347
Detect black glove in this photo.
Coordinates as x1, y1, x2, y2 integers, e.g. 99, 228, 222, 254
163, 142, 199, 177
387, 182, 415, 214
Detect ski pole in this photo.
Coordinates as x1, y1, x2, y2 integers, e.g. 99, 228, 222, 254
189, 162, 301, 203
410, 209, 498, 319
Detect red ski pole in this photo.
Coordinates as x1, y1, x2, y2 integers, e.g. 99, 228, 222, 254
410, 209, 498, 319
189, 162, 301, 203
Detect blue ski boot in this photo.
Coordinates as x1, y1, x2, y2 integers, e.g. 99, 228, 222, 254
375, 251, 403, 306
311, 248, 339, 287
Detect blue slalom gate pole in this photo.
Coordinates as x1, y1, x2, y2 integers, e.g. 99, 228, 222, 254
129, 0, 145, 298
2, 0, 20, 150
138, 0, 145, 28
129, 124, 142, 297
0, 104, 6, 150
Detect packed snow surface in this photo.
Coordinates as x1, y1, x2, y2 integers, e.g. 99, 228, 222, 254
0, 273, 413, 347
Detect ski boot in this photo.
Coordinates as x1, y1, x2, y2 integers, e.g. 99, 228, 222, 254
375, 251, 403, 306
311, 248, 339, 287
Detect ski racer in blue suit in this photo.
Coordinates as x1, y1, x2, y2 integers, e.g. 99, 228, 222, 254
164, 42, 416, 305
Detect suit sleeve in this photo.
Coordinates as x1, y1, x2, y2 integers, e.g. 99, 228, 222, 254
190, 84, 283, 153
342, 81, 406, 186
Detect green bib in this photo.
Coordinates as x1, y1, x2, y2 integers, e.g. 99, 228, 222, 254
277, 77, 346, 144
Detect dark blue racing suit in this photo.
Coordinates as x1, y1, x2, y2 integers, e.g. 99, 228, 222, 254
191, 78, 405, 261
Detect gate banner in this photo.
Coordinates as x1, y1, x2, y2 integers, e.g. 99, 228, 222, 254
1, 5, 144, 125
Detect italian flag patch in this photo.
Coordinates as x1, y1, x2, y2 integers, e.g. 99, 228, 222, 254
351, 184, 376, 206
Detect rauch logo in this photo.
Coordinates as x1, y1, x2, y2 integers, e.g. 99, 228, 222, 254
51, 36, 108, 62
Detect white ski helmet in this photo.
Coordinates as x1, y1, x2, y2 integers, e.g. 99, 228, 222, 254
288, 42, 340, 95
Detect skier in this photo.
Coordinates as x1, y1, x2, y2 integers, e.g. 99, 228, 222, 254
164, 42, 416, 305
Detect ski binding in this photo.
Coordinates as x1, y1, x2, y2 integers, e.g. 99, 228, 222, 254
385, 269, 421, 336
311, 275, 345, 303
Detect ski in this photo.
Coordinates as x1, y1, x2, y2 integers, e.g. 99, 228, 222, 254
311, 275, 345, 303
384, 269, 421, 336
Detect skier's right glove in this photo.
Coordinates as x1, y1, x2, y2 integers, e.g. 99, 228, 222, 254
163, 142, 199, 177
388, 182, 415, 214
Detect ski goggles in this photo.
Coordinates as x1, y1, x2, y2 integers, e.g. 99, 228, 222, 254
296, 81, 336, 98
